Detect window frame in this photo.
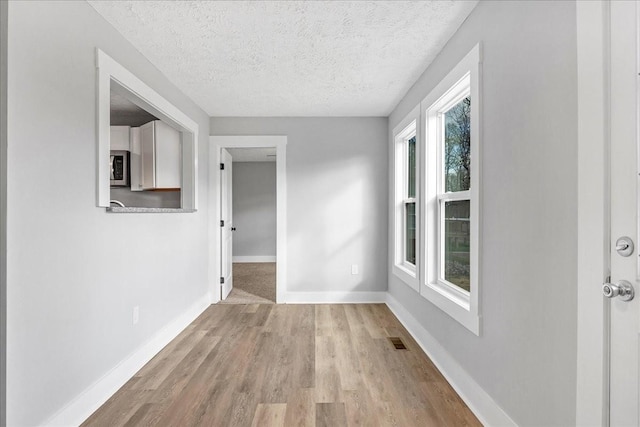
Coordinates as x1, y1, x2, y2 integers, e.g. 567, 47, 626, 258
392, 105, 421, 292
421, 44, 481, 335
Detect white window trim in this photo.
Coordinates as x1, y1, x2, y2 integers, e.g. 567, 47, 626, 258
421, 44, 482, 335
392, 105, 420, 292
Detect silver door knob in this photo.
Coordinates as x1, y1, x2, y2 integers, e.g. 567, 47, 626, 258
603, 280, 635, 301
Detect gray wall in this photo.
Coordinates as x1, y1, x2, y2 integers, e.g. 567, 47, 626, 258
7, 1, 211, 425
211, 118, 388, 293
232, 162, 276, 258
388, 1, 577, 425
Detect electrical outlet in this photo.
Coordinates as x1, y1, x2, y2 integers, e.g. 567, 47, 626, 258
133, 306, 139, 325
351, 264, 359, 275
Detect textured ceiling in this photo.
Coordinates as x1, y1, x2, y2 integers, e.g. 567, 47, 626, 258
89, 1, 478, 117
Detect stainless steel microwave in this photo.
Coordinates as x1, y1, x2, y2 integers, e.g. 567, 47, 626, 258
110, 151, 130, 187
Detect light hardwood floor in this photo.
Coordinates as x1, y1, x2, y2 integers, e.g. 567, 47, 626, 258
83, 304, 481, 426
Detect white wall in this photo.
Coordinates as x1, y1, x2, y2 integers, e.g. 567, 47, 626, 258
7, 1, 211, 425
0, 0, 7, 424
211, 118, 388, 293
388, 1, 577, 425
232, 162, 276, 259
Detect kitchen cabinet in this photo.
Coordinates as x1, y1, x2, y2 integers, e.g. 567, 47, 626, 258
139, 120, 181, 190
110, 126, 130, 151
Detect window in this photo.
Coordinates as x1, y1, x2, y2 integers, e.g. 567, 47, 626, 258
391, 45, 480, 333
393, 106, 420, 291
422, 44, 480, 334
96, 49, 199, 211
439, 93, 471, 293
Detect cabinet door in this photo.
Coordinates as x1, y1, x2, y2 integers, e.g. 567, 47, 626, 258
110, 126, 130, 151
154, 120, 181, 189
140, 121, 155, 190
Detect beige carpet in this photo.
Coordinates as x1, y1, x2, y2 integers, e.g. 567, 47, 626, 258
219, 262, 276, 304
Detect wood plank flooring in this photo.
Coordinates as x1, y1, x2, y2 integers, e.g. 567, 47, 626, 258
83, 304, 481, 426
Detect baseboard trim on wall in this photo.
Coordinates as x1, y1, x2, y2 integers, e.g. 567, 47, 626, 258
44, 295, 211, 427
232, 256, 276, 263
385, 294, 517, 427
282, 291, 387, 304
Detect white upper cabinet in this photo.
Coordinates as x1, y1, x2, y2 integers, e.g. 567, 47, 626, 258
139, 120, 181, 190
110, 126, 130, 151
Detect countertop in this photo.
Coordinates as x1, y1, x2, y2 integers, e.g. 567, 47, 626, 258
106, 207, 196, 213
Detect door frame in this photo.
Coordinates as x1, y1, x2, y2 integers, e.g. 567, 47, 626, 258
209, 136, 287, 304
575, 1, 638, 424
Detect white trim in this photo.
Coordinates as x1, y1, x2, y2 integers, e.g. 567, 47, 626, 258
210, 136, 287, 304
392, 104, 421, 292
232, 256, 277, 263
420, 43, 481, 336
44, 295, 210, 427
385, 294, 516, 427
575, 1, 610, 424
95, 49, 199, 210
283, 291, 387, 304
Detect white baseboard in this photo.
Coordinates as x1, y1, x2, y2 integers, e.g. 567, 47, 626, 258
44, 295, 211, 427
282, 291, 387, 304
232, 256, 276, 263
385, 293, 516, 427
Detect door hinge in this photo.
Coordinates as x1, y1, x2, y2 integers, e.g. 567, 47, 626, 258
220, 163, 225, 170
220, 220, 224, 227
220, 277, 225, 284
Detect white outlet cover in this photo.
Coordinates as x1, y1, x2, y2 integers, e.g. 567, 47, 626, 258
133, 306, 139, 325
351, 264, 359, 275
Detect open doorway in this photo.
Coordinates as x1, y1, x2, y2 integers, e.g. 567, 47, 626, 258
222, 148, 277, 304
210, 136, 287, 304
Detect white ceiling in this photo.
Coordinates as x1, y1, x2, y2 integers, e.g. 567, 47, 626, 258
89, 1, 478, 117
227, 148, 277, 163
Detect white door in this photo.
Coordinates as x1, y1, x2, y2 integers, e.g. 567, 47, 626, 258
608, 1, 640, 424
220, 148, 233, 300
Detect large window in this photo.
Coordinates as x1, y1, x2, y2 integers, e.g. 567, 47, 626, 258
393, 107, 420, 291
391, 45, 480, 335
424, 45, 480, 334
437, 90, 472, 294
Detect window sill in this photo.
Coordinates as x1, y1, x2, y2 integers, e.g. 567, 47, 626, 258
420, 282, 480, 335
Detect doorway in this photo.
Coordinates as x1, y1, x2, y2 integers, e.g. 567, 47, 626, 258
210, 136, 287, 304
224, 148, 277, 304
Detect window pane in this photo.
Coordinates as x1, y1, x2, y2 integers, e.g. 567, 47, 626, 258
407, 135, 416, 198
444, 96, 471, 192
405, 202, 416, 265
444, 200, 470, 291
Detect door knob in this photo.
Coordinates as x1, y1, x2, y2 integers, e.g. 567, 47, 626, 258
603, 280, 635, 301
